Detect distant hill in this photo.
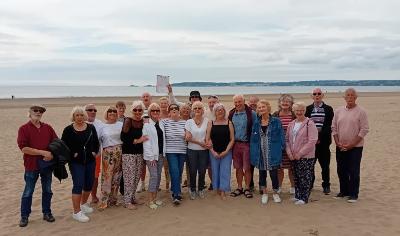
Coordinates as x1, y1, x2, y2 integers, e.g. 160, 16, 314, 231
170, 80, 400, 87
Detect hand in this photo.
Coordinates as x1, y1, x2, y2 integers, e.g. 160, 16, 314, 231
140, 135, 149, 143
211, 150, 219, 158
74, 153, 78, 158
167, 84, 172, 93
150, 160, 156, 167
204, 140, 212, 149
92, 152, 97, 157
219, 151, 227, 158
185, 132, 192, 142
42, 151, 53, 161
341, 143, 353, 151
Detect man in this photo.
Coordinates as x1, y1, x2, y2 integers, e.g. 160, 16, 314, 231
228, 95, 257, 198
141, 92, 152, 119
305, 88, 334, 194
85, 104, 104, 203
332, 88, 369, 203
116, 101, 126, 122
17, 104, 58, 227
247, 95, 259, 192
204, 95, 219, 121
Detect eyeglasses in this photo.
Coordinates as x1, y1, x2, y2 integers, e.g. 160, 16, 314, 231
208, 95, 218, 99
86, 109, 97, 112
169, 107, 179, 111
132, 109, 143, 112
107, 109, 117, 113
151, 110, 160, 113
32, 109, 44, 113
193, 107, 202, 110
312, 93, 322, 96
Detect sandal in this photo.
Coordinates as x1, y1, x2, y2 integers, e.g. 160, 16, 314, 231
125, 203, 137, 210
230, 188, 243, 197
97, 202, 108, 211
244, 189, 253, 198
148, 201, 158, 209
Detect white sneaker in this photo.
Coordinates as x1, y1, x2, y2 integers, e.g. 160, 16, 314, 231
136, 181, 145, 193
294, 200, 305, 205
272, 194, 281, 203
290, 197, 299, 202
277, 187, 282, 194
72, 211, 89, 223
80, 203, 94, 214
155, 200, 164, 206
289, 187, 295, 195
189, 190, 197, 200
198, 190, 206, 199
261, 194, 268, 204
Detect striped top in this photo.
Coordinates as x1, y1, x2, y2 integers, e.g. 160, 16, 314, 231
309, 103, 325, 132
161, 119, 187, 154
279, 114, 293, 134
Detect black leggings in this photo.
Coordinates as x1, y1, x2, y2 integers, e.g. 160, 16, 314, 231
259, 169, 279, 192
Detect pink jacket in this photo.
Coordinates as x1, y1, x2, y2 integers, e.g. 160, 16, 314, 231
285, 118, 318, 160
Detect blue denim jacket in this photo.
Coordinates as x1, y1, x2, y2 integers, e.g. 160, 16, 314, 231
250, 115, 285, 170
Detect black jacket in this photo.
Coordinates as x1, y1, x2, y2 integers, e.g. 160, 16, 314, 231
305, 102, 334, 145
48, 138, 71, 164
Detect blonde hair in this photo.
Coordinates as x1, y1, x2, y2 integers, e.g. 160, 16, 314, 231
148, 103, 161, 119
159, 97, 169, 103
257, 100, 272, 115
131, 100, 144, 111
70, 106, 88, 122
191, 101, 204, 110
292, 102, 306, 111
103, 105, 117, 120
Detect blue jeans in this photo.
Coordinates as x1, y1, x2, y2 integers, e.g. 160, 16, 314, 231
210, 151, 232, 192
69, 161, 95, 194
166, 153, 186, 197
21, 169, 53, 218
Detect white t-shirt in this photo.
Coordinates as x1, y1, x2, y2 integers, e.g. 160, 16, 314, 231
185, 118, 209, 150
292, 121, 302, 144
99, 122, 123, 148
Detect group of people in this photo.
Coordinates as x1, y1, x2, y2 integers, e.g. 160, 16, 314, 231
17, 86, 369, 227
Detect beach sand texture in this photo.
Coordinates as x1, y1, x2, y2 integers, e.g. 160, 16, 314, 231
1, 92, 399, 236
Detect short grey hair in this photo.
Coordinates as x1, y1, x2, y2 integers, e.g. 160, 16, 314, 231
292, 102, 306, 111
213, 103, 228, 119
70, 106, 88, 122
278, 94, 294, 111
344, 88, 358, 97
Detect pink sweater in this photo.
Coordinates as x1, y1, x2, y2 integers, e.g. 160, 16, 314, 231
286, 118, 318, 159
331, 105, 369, 147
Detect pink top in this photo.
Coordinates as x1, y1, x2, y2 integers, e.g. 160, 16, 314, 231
331, 105, 369, 147
285, 118, 318, 159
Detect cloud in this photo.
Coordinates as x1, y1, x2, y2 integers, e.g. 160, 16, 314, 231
0, 0, 400, 85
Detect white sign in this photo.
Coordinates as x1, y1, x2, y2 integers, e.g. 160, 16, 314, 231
156, 75, 170, 93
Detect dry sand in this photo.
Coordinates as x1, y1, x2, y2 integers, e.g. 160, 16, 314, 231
1, 92, 399, 236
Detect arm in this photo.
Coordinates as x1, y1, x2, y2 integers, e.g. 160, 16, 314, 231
167, 84, 185, 107
285, 124, 294, 160
297, 121, 318, 158
142, 124, 155, 161
91, 125, 100, 155
343, 109, 369, 150
220, 121, 235, 158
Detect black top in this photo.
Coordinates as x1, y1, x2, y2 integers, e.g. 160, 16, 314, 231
155, 122, 163, 154
210, 121, 230, 153
61, 123, 99, 164
305, 102, 334, 145
121, 118, 143, 154
261, 125, 268, 133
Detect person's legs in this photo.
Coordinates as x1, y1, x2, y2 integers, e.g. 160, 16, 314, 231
21, 170, 39, 218
232, 143, 244, 189
220, 151, 232, 193
163, 157, 170, 189
319, 144, 331, 189
303, 159, 315, 203
167, 153, 180, 198
187, 149, 199, 192
70, 163, 85, 213
210, 152, 220, 190
82, 161, 95, 205
177, 154, 186, 195
110, 146, 123, 204
156, 156, 164, 192
91, 154, 101, 202
122, 154, 134, 205
100, 149, 114, 207
242, 143, 251, 189
336, 148, 349, 196
146, 160, 158, 194
198, 150, 209, 191
310, 144, 320, 190
249, 164, 255, 190
269, 169, 280, 192
348, 147, 363, 199
40, 168, 53, 215
259, 170, 267, 192
292, 160, 300, 200
132, 154, 143, 201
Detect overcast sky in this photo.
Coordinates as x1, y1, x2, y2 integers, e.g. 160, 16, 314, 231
1, 0, 400, 86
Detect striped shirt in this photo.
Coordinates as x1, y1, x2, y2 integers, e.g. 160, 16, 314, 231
161, 119, 187, 154
279, 114, 293, 134
309, 102, 325, 132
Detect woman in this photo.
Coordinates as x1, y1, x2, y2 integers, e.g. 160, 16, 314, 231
180, 104, 191, 188
286, 102, 318, 205
185, 101, 210, 200
62, 106, 99, 223
206, 103, 234, 200
159, 97, 170, 191
161, 104, 187, 205
98, 106, 123, 210
272, 94, 296, 194
250, 100, 285, 205
143, 103, 166, 209
120, 101, 148, 209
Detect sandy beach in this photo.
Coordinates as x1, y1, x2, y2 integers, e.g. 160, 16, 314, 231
1, 92, 400, 236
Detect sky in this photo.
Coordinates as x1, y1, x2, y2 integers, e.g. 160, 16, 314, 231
1, 0, 400, 86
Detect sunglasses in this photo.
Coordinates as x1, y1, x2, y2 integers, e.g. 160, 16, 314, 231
132, 109, 143, 112
107, 109, 117, 113
32, 109, 44, 113
169, 107, 179, 111
86, 109, 97, 112
151, 110, 160, 113
312, 93, 322, 96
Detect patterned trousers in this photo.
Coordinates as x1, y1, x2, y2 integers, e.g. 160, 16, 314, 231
293, 158, 315, 203
146, 155, 164, 193
122, 153, 143, 205
100, 145, 122, 206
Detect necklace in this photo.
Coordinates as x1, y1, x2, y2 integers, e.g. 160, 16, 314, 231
194, 118, 202, 125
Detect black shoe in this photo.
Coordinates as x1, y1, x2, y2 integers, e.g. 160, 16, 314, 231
43, 213, 55, 223
208, 184, 213, 191
176, 195, 183, 201
334, 192, 348, 199
19, 217, 28, 227
323, 186, 331, 195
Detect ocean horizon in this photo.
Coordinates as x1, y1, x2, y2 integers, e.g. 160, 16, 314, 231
1, 85, 400, 99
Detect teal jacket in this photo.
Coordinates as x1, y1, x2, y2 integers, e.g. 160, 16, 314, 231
250, 115, 285, 170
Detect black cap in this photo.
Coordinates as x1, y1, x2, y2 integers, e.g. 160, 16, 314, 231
189, 91, 202, 101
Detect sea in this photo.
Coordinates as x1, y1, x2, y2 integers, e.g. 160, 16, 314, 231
1, 86, 400, 99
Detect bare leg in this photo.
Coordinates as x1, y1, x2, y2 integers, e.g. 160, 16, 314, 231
72, 194, 81, 214
81, 191, 91, 205
236, 169, 244, 189
91, 178, 99, 203
244, 169, 251, 189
